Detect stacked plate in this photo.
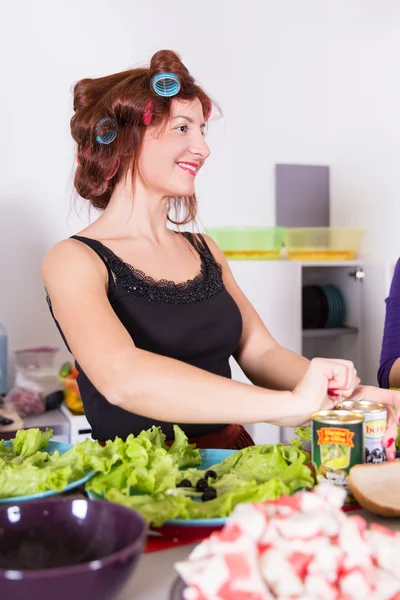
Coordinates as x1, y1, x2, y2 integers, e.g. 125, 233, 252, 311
302, 284, 346, 329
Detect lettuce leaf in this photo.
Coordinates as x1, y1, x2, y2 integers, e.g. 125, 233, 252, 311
168, 424, 201, 468
86, 425, 201, 497
294, 426, 312, 442
97, 440, 314, 526
0, 428, 125, 499
10, 428, 53, 464
85, 463, 133, 496
0, 425, 314, 524
188, 478, 290, 520
105, 489, 192, 527
178, 442, 311, 487
127, 449, 178, 494
0, 464, 73, 498
103, 478, 291, 525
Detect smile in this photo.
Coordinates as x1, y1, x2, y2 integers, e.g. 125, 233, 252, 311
176, 162, 198, 176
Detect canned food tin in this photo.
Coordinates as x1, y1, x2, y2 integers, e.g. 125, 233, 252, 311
339, 399, 387, 463
311, 410, 364, 504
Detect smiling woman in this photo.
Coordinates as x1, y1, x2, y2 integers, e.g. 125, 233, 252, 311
42, 49, 400, 452
137, 97, 210, 208
70, 50, 212, 222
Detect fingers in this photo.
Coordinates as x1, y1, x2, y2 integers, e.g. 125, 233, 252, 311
322, 396, 336, 411
382, 405, 397, 461
354, 386, 400, 461
357, 386, 400, 423
311, 358, 357, 397
329, 359, 358, 396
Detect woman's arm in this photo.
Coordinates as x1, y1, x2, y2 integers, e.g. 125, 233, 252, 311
378, 259, 400, 388
203, 235, 310, 390
42, 239, 309, 426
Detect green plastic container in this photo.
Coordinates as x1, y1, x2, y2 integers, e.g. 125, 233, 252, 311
205, 227, 287, 260
284, 227, 364, 260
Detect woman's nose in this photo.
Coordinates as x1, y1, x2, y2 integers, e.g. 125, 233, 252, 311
190, 134, 210, 160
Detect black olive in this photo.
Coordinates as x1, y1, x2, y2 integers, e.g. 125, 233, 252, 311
205, 470, 217, 480
196, 478, 208, 491
202, 486, 217, 501
176, 479, 192, 488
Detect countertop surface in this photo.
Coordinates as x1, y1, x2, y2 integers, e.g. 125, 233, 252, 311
0, 408, 69, 440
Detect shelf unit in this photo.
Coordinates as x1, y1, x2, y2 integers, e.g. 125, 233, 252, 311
302, 327, 359, 338
227, 258, 368, 446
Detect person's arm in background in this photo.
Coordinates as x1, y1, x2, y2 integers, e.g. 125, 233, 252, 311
378, 259, 400, 388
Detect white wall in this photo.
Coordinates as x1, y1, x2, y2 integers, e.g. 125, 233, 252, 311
1, 0, 399, 379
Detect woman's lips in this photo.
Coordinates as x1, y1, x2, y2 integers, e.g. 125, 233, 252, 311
176, 162, 198, 176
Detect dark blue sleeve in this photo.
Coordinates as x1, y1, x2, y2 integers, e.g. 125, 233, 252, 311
378, 259, 400, 388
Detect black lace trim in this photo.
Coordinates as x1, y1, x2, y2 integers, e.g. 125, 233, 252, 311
66, 234, 224, 305
105, 247, 224, 304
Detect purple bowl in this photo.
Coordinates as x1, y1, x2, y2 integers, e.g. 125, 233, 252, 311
0, 497, 147, 600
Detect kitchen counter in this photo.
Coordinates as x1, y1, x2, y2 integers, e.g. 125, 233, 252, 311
0, 408, 69, 440
117, 544, 195, 600
116, 510, 400, 600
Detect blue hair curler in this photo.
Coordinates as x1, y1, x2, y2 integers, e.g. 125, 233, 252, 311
151, 72, 180, 97
95, 118, 118, 145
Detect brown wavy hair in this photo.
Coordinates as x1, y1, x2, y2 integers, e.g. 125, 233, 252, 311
70, 50, 215, 225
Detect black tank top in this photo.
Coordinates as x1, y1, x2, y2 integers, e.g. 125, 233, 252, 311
47, 232, 243, 441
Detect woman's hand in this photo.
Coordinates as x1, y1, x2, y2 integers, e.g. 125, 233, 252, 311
274, 357, 359, 427
347, 386, 400, 460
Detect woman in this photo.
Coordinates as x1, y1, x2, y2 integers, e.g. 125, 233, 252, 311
379, 259, 400, 390
43, 50, 400, 455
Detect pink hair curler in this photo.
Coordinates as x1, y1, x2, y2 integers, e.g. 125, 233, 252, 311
143, 100, 153, 126
105, 158, 120, 180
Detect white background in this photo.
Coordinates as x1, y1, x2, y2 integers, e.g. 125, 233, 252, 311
1, 0, 399, 376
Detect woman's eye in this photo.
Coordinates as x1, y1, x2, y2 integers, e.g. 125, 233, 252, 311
176, 125, 188, 133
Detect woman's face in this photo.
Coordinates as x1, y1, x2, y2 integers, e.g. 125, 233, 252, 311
137, 97, 210, 197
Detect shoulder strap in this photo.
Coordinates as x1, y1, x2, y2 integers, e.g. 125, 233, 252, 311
182, 231, 214, 261
70, 235, 116, 295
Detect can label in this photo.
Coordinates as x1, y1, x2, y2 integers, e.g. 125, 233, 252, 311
339, 400, 387, 463
364, 416, 387, 463
312, 412, 364, 505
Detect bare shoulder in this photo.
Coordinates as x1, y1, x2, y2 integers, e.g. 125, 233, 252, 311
42, 238, 104, 284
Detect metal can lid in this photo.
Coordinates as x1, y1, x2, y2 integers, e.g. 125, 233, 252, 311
311, 409, 364, 425
338, 399, 386, 414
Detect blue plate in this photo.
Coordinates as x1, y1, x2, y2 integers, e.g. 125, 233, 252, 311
87, 448, 237, 527
0, 440, 96, 504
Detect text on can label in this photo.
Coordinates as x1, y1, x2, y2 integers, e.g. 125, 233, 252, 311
365, 419, 386, 439
317, 427, 355, 447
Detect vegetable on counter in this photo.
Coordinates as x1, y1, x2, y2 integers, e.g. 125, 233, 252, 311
86, 429, 314, 527
58, 362, 79, 379
58, 361, 84, 415
0, 428, 116, 498
0, 425, 200, 501
1, 425, 315, 526
294, 426, 312, 442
